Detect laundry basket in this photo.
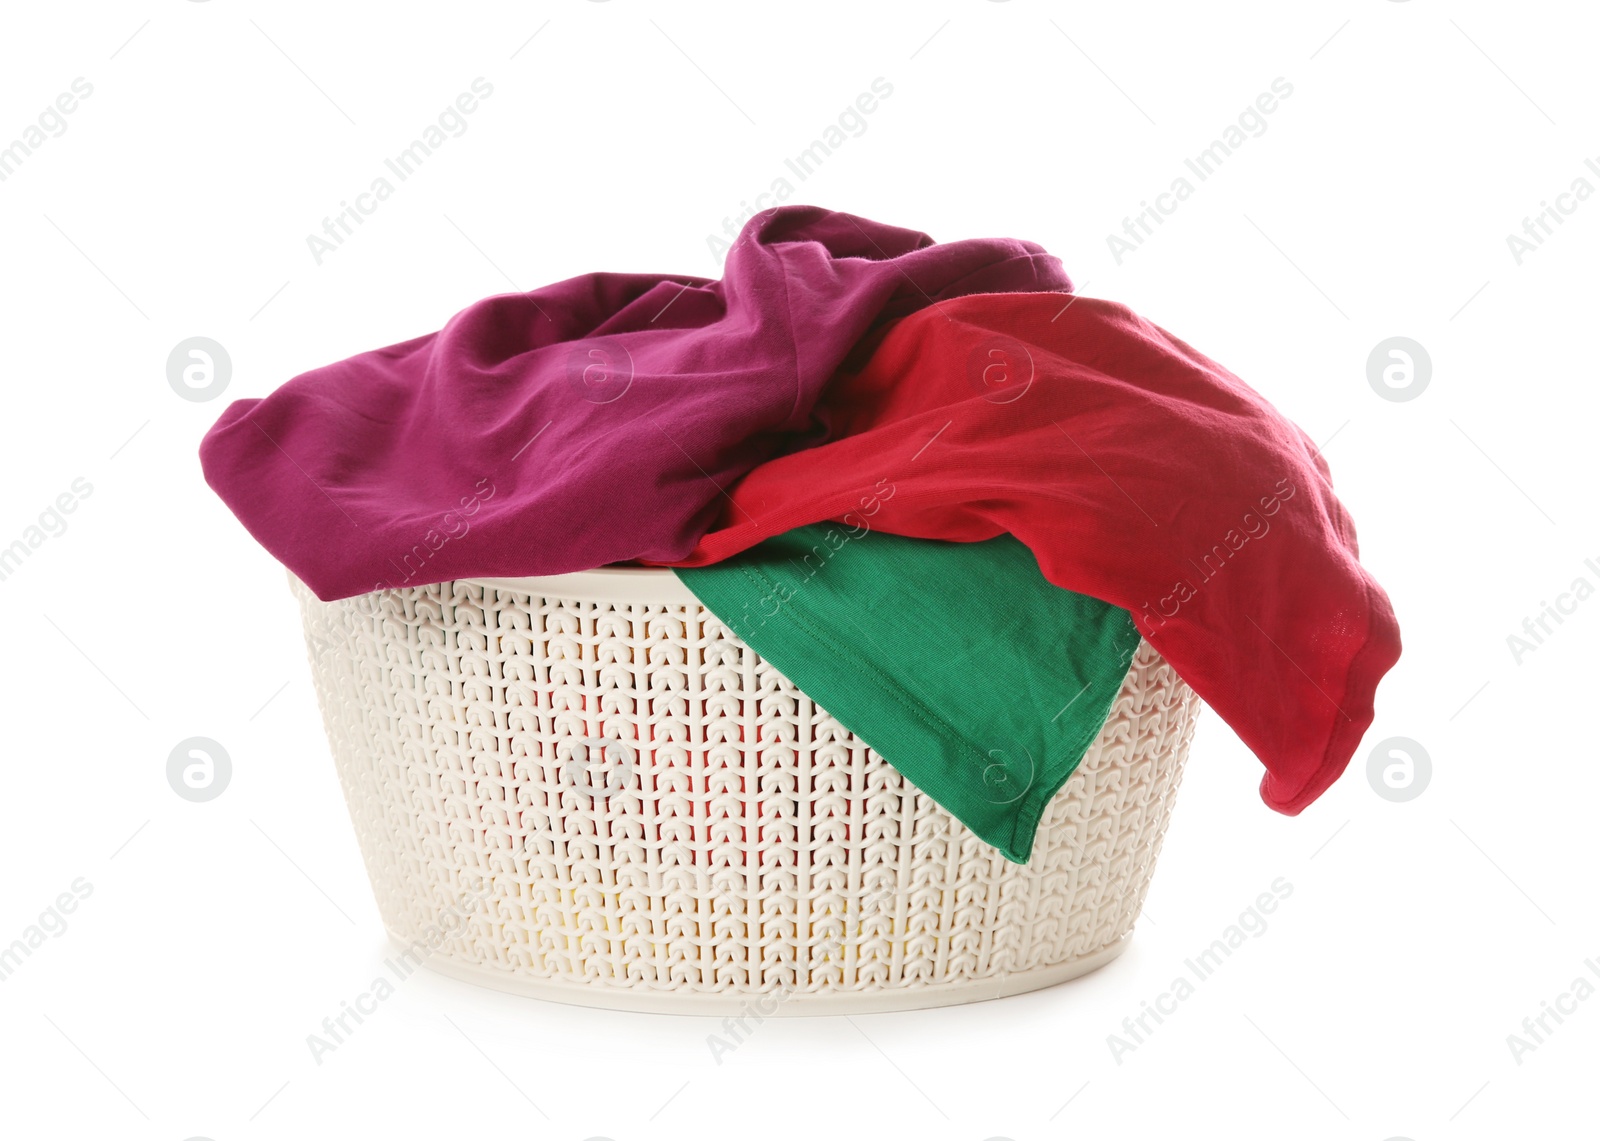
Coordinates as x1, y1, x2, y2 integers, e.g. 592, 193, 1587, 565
292, 566, 1200, 1015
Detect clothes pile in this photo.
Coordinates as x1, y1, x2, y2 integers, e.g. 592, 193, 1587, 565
201, 206, 1401, 863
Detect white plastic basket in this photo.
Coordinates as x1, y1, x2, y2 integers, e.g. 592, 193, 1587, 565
292, 566, 1199, 1015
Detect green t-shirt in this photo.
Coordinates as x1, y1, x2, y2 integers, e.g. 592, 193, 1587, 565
675, 524, 1141, 863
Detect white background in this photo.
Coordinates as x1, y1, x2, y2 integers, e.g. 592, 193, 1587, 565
1, 2, 1596, 1138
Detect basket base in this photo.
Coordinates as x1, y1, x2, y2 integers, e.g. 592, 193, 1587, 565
396, 933, 1133, 1017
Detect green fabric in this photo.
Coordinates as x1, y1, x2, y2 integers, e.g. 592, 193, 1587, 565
674, 524, 1142, 863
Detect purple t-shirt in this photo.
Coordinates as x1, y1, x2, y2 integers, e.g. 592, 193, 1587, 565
200, 206, 1069, 599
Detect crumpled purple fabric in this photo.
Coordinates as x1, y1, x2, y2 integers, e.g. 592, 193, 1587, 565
200, 206, 1070, 600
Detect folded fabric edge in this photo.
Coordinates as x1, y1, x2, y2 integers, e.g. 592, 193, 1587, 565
1257, 577, 1404, 814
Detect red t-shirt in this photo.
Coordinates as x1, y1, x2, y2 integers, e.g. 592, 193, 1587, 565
657, 292, 1402, 814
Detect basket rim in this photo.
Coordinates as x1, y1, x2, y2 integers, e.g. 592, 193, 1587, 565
459, 566, 699, 606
